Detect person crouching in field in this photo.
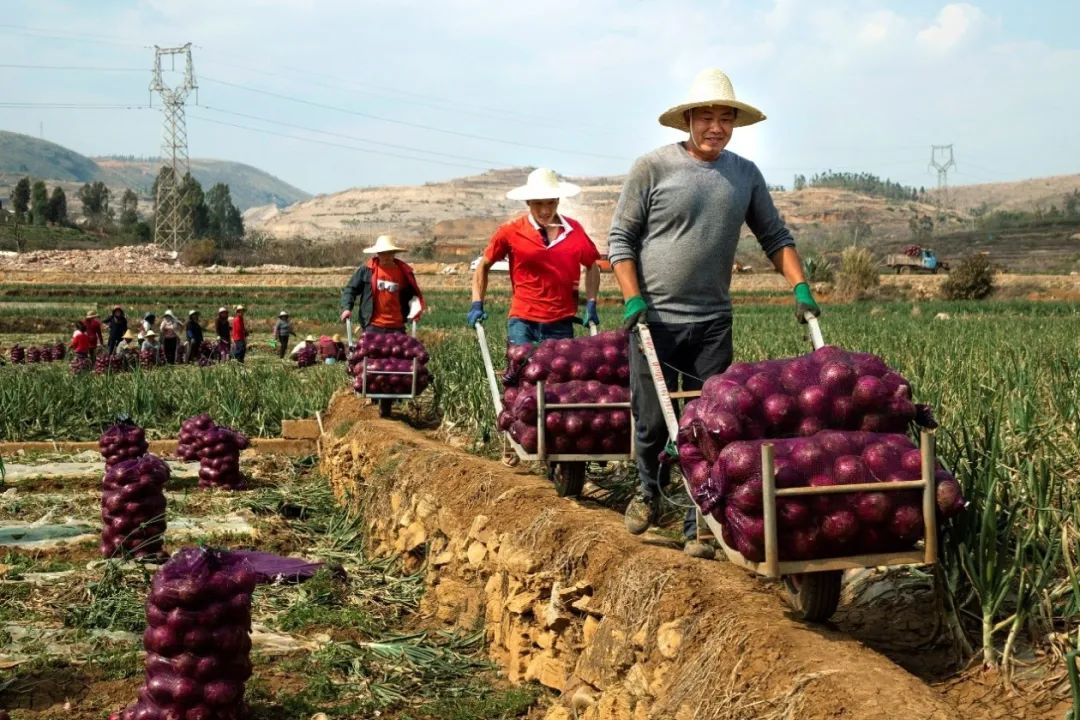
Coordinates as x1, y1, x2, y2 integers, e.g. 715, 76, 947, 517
339, 235, 426, 335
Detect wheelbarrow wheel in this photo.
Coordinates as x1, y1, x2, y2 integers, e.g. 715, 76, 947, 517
550, 462, 586, 498
378, 399, 393, 418
783, 571, 842, 622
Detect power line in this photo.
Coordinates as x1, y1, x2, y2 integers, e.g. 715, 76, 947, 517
0, 102, 151, 109
187, 114, 491, 171
199, 75, 629, 160
198, 105, 506, 166
0, 63, 143, 71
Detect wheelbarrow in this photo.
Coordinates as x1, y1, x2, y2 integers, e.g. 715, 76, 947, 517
635, 315, 940, 622
475, 321, 634, 497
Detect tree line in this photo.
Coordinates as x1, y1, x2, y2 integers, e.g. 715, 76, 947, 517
4, 168, 243, 248
792, 171, 924, 201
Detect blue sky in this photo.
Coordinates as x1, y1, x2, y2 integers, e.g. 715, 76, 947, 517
1, 0, 1077, 197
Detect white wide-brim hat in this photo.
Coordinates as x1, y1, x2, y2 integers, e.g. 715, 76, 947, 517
659, 68, 766, 131
363, 235, 405, 254
506, 168, 580, 201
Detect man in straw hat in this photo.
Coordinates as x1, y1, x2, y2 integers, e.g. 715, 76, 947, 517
468, 167, 601, 343
340, 235, 426, 334
609, 68, 821, 558
231, 305, 248, 363
83, 310, 104, 360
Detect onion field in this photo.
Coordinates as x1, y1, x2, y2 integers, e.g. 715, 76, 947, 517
2, 276, 1079, 717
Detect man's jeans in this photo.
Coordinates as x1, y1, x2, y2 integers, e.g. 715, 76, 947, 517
507, 317, 575, 345
231, 339, 247, 363
629, 317, 733, 538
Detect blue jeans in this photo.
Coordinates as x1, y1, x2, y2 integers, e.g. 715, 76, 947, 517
231, 339, 247, 363
630, 317, 733, 539
507, 317, 575, 345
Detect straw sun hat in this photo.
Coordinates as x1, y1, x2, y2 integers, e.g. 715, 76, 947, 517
506, 168, 580, 201
363, 235, 405, 254
658, 68, 765, 131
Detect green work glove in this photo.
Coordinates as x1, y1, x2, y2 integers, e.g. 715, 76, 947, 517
794, 282, 820, 324
622, 295, 648, 330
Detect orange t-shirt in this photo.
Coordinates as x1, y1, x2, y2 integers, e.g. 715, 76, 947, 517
371, 261, 406, 328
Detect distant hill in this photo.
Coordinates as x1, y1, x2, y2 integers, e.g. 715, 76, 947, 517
244, 167, 1080, 273
0, 130, 309, 211
0, 130, 98, 182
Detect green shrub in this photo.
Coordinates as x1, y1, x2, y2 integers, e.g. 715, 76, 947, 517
834, 246, 880, 300
180, 238, 218, 266
802, 253, 835, 283
942, 253, 995, 300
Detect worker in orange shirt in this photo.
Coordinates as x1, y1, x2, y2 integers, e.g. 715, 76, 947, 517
339, 236, 426, 335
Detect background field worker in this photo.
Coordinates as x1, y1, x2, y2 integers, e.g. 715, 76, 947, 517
142, 312, 156, 338
141, 330, 159, 353
340, 235, 426, 335
318, 334, 339, 364
83, 310, 104, 360
273, 311, 294, 359
159, 310, 182, 364
608, 68, 820, 559
105, 305, 128, 355
290, 334, 316, 358
215, 307, 231, 360
70, 320, 92, 359
333, 334, 347, 361
185, 310, 204, 363
468, 167, 601, 342
231, 305, 248, 363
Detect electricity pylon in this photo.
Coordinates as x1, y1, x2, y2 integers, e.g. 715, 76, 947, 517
150, 43, 197, 251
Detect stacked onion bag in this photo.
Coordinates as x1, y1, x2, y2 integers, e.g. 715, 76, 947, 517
100, 421, 150, 467
9, 345, 25, 364
70, 355, 92, 374
677, 346, 964, 561
197, 425, 250, 490
110, 547, 256, 720
95, 354, 129, 374
177, 414, 215, 462
26, 346, 42, 363
295, 344, 317, 368
498, 330, 632, 455
100, 455, 170, 559
347, 331, 432, 395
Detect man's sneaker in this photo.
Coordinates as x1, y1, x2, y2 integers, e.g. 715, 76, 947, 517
624, 495, 657, 535
683, 539, 716, 560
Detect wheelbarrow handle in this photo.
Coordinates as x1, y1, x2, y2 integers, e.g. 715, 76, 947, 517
805, 313, 825, 350
635, 321, 680, 443
475, 322, 504, 415
345, 318, 354, 349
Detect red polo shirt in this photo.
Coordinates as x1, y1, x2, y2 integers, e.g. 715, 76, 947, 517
484, 214, 599, 323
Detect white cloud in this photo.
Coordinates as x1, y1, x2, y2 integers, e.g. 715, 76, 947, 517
916, 3, 987, 54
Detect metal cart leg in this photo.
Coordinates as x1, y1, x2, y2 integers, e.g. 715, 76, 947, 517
378, 399, 393, 418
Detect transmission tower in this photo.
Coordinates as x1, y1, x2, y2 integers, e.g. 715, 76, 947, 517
929, 144, 956, 208
150, 43, 197, 251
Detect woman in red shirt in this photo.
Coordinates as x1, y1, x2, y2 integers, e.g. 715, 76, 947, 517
83, 311, 104, 360
70, 320, 93, 358
230, 305, 248, 363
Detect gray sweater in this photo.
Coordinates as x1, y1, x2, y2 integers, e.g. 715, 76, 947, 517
607, 143, 794, 324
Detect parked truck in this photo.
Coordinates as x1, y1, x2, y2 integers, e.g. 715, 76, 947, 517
884, 245, 949, 274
